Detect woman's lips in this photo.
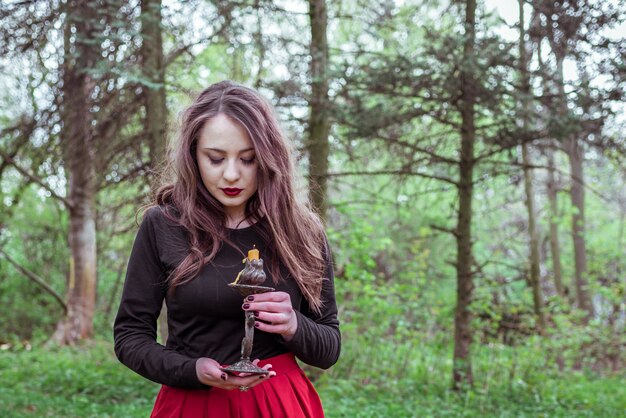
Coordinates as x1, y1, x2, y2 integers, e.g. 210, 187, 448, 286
221, 188, 243, 196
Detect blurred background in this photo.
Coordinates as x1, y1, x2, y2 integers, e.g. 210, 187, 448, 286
0, 0, 624, 416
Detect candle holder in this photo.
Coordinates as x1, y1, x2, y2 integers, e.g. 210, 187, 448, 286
220, 251, 275, 376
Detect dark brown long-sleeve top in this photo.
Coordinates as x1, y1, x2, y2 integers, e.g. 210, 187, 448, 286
113, 206, 340, 389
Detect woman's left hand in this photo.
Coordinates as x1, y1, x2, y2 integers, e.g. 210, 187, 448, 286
242, 292, 298, 341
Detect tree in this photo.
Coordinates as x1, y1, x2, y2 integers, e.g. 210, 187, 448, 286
330, 0, 519, 387
452, 0, 477, 387
1, 0, 152, 343
307, 0, 331, 221
140, 0, 167, 177
50, 0, 100, 344
518, 0, 545, 332
531, 0, 625, 318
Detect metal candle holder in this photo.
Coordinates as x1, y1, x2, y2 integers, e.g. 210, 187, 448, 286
220, 253, 274, 376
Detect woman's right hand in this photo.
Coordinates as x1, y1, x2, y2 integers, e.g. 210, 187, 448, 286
195, 357, 276, 390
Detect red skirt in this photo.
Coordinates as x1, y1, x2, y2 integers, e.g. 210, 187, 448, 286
150, 353, 324, 418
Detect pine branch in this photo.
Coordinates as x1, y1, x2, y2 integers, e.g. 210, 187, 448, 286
431, 224, 459, 238
326, 169, 458, 186
0, 149, 72, 209
0, 248, 67, 313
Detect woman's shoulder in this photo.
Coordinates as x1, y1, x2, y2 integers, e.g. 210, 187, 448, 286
140, 205, 190, 257
141, 204, 182, 230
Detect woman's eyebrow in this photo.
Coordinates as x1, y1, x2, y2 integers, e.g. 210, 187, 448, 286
202, 147, 255, 153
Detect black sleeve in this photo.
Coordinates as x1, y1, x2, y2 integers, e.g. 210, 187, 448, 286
113, 207, 207, 389
280, 240, 341, 369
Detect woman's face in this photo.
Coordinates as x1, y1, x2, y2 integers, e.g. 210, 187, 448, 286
196, 114, 258, 225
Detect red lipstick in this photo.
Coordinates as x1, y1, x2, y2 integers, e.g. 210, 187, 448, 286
221, 188, 243, 196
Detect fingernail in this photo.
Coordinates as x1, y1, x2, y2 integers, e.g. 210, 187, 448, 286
247, 295, 254, 301
259, 375, 265, 379
243, 303, 250, 309
254, 322, 260, 328
220, 373, 226, 380
253, 311, 259, 317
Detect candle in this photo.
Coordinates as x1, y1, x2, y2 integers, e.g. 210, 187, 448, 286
248, 247, 259, 260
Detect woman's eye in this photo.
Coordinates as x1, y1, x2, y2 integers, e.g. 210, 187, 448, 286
241, 157, 256, 165
208, 157, 224, 165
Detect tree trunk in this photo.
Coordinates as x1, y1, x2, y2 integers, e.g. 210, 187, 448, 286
141, 0, 167, 179
253, 2, 266, 89
51, 0, 99, 344
453, 0, 476, 389
141, 0, 169, 341
307, 0, 330, 221
535, 39, 565, 298
540, 0, 593, 318
554, 56, 593, 318
522, 144, 545, 331
565, 135, 593, 317
518, 0, 544, 332
614, 205, 625, 331
546, 144, 565, 297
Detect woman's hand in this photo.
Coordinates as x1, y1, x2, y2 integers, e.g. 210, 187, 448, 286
242, 291, 298, 341
195, 357, 275, 390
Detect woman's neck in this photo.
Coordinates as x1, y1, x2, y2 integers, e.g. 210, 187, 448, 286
225, 211, 250, 229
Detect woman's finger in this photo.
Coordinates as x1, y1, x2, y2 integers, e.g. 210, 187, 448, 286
245, 292, 290, 303
253, 310, 290, 324
243, 301, 290, 313
223, 372, 273, 390
254, 320, 292, 334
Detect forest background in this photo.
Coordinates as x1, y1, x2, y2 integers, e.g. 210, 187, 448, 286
0, 0, 624, 417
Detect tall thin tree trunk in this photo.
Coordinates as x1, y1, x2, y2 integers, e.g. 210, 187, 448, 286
51, 0, 99, 344
565, 135, 592, 316
141, 0, 168, 343
519, 0, 544, 332
535, 40, 565, 297
546, 144, 565, 297
522, 145, 545, 330
554, 56, 593, 317
253, 1, 265, 89
141, 0, 167, 177
307, 0, 330, 221
453, 0, 476, 389
614, 202, 625, 331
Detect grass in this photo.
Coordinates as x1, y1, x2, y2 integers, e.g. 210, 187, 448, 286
0, 338, 623, 418
316, 336, 625, 417
0, 341, 157, 417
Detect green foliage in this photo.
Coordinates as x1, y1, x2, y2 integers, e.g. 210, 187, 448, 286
0, 184, 68, 342
314, 332, 626, 417
329, 184, 454, 345
0, 340, 623, 417
0, 341, 157, 417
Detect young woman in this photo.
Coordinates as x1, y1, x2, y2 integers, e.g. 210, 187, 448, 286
114, 81, 340, 417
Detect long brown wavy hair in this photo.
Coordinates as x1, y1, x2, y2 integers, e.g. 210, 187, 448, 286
152, 80, 327, 313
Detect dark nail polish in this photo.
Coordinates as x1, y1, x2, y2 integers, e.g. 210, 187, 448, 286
253, 311, 259, 317
243, 303, 250, 309
247, 295, 254, 301
254, 322, 260, 328
220, 373, 226, 380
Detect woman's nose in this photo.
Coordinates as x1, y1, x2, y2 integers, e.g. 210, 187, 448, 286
223, 159, 240, 182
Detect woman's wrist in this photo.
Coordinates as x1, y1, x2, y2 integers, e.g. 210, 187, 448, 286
280, 312, 298, 342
